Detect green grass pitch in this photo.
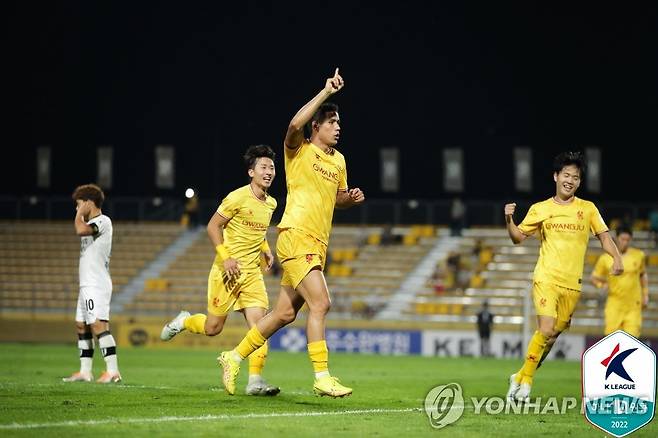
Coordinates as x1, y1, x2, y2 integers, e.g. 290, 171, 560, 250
0, 343, 655, 437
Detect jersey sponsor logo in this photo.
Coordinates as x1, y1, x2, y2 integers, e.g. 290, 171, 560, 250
312, 163, 340, 183
544, 222, 585, 231
240, 219, 268, 231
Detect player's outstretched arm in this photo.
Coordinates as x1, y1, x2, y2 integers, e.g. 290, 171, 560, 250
335, 187, 365, 209
284, 68, 344, 150
596, 231, 624, 275
504, 203, 527, 244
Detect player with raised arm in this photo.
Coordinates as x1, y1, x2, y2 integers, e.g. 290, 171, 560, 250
63, 184, 121, 383
504, 152, 623, 402
218, 69, 365, 397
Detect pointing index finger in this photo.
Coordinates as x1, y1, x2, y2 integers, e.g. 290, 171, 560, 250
334, 67, 339, 77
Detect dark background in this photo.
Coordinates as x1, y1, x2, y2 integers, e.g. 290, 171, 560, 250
4, 2, 657, 204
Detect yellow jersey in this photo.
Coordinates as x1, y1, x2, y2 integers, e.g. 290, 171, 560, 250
518, 197, 608, 291
216, 184, 277, 270
278, 141, 348, 245
593, 247, 645, 300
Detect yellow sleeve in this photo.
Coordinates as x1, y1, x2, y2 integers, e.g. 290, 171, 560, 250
217, 191, 240, 220
592, 255, 609, 279
339, 156, 348, 191
518, 204, 541, 236
640, 251, 646, 275
589, 204, 609, 235
285, 142, 306, 159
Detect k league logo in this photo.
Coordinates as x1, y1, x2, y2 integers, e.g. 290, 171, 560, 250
582, 330, 656, 437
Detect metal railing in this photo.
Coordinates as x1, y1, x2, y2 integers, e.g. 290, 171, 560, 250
1, 195, 655, 226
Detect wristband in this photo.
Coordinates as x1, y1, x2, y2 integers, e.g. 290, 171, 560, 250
215, 244, 230, 260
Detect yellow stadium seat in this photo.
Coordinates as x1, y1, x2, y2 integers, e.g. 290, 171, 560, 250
367, 233, 381, 245
403, 234, 418, 246
479, 248, 493, 265
469, 274, 485, 288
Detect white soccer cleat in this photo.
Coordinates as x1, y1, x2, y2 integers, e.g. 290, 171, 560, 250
160, 310, 191, 341
515, 382, 531, 403
62, 371, 93, 382
245, 378, 281, 396
506, 373, 520, 401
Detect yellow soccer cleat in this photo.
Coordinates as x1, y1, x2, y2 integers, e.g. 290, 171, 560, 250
313, 375, 352, 398
218, 351, 240, 395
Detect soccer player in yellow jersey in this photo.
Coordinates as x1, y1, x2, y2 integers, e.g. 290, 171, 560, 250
218, 68, 365, 398
160, 145, 280, 396
504, 151, 624, 403
591, 226, 649, 337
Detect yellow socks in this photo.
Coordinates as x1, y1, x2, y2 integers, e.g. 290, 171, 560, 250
308, 340, 329, 375
248, 342, 268, 376
235, 326, 266, 359
183, 314, 207, 334
516, 331, 548, 384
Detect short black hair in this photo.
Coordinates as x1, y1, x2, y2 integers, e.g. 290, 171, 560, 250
616, 226, 633, 238
306, 102, 339, 136
553, 151, 586, 175
243, 144, 275, 170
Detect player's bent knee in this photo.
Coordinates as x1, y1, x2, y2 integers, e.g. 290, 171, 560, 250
538, 326, 557, 339
307, 299, 331, 316
75, 321, 87, 332
275, 308, 297, 326
205, 321, 224, 336
90, 320, 109, 335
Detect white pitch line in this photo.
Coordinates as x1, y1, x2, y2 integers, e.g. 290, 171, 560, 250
0, 383, 177, 390
0, 408, 422, 430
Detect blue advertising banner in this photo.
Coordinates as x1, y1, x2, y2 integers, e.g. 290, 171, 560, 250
269, 328, 422, 355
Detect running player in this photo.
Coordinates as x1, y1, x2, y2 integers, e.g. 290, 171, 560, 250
218, 68, 365, 397
504, 151, 623, 402
161, 144, 280, 396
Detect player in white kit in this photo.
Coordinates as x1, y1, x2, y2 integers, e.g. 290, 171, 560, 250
63, 184, 122, 383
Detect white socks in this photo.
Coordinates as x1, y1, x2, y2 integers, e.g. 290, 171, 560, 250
97, 331, 119, 373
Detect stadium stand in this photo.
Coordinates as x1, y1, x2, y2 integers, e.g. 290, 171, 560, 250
0, 221, 183, 314
125, 225, 438, 319
409, 228, 658, 332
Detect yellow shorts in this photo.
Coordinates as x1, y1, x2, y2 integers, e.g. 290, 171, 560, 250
604, 298, 642, 337
207, 265, 268, 316
532, 281, 580, 329
276, 228, 327, 289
